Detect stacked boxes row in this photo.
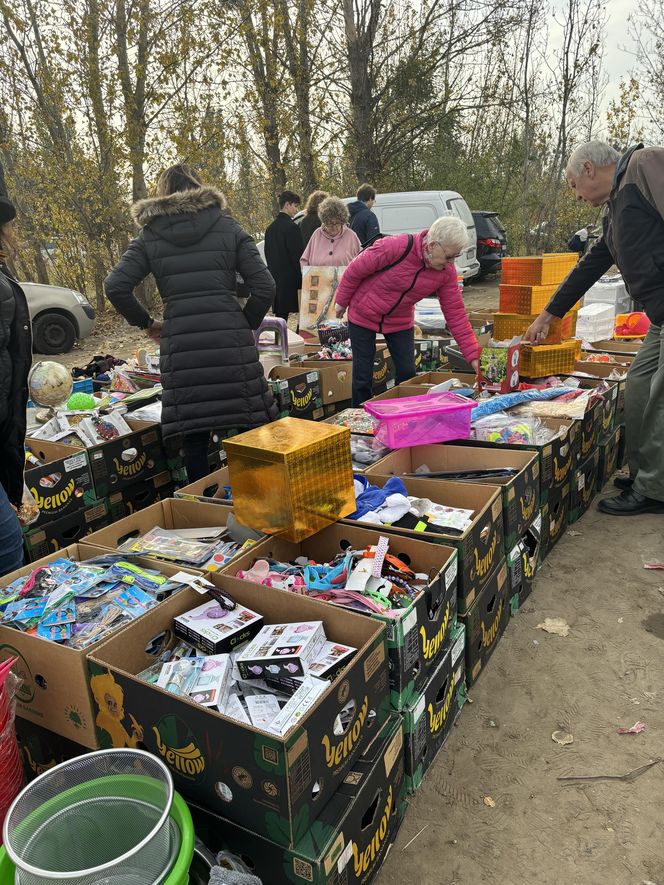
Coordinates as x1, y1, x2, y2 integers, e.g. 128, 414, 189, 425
23, 420, 173, 562
497, 253, 581, 377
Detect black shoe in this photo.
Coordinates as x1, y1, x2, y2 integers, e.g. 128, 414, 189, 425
598, 489, 664, 515
614, 476, 633, 491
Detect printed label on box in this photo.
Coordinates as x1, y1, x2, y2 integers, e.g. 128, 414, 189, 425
64, 453, 87, 471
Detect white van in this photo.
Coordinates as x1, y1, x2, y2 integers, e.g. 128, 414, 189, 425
364, 191, 480, 280
256, 190, 480, 281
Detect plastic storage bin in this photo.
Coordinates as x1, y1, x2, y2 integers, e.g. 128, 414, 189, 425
575, 303, 615, 342
364, 392, 474, 448
520, 340, 581, 377
584, 278, 632, 314
493, 310, 578, 344
501, 253, 578, 286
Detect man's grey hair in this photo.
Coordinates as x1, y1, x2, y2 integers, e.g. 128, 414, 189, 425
567, 141, 621, 175
427, 216, 468, 251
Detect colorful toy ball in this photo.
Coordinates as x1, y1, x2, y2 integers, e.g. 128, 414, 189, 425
67, 392, 97, 410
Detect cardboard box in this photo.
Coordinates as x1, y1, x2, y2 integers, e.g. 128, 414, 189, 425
224, 418, 355, 543
457, 419, 579, 503
298, 361, 353, 406
506, 516, 541, 610
301, 347, 394, 405
87, 574, 391, 845
403, 623, 465, 792
365, 445, 539, 552
577, 398, 602, 461
174, 467, 232, 506
189, 714, 406, 885
540, 483, 570, 560
269, 366, 324, 420
414, 338, 451, 373
107, 471, 174, 521
84, 498, 249, 570
371, 350, 396, 395
344, 474, 504, 614
84, 419, 168, 498
575, 378, 619, 440
25, 441, 96, 527
577, 363, 626, 435
569, 449, 600, 524
583, 339, 640, 356
573, 365, 625, 427
15, 716, 89, 782
0, 543, 202, 746
22, 499, 110, 562
598, 426, 622, 489
228, 522, 459, 711
459, 560, 511, 686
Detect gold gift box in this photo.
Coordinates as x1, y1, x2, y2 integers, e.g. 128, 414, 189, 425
224, 417, 356, 542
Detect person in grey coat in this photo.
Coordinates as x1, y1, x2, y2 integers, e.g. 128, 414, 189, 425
105, 163, 278, 483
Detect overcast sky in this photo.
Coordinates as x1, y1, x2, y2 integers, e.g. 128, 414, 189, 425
602, 0, 637, 108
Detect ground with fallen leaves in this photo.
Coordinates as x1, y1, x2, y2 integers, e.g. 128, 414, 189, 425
379, 498, 664, 885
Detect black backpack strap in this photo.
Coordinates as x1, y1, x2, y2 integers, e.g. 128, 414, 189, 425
375, 234, 414, 273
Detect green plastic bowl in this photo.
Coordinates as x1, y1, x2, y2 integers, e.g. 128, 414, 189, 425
1, 777, 193, 885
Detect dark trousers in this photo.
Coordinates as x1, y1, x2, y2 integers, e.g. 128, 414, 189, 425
183, 431, 211, 483
349, 322, 416, 406
0, 484, 24, 578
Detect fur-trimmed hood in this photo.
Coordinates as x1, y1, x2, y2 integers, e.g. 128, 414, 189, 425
131, 186, 227, 226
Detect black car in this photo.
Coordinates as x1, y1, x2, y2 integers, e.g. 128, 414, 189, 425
472, 211, 507, 279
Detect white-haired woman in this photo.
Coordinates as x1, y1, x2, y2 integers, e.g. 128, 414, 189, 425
334, 215, 480, 405
300, 196, 361, 269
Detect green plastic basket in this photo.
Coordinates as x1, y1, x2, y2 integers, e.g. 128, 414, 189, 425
1, 775, 193, 885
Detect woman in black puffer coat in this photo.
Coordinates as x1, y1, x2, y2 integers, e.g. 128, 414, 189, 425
105, 164, 278, 482
0, 189, 32, 576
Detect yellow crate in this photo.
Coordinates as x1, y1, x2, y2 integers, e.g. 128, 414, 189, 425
499, 283, 582, 315
501, 253, 579, 286
493, 310, 578, 344
520, 339, 582, 377
224, 417, 356, 542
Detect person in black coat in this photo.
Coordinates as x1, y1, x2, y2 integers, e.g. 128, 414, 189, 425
264, 190, 303, 319
0, 187, 32, 576
105, 163, 278, 483
348, 183, 380, 246
299, 190, 328, 248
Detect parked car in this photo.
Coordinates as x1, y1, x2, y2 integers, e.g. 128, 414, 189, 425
472, 211, 507, 279
21, 282, 95, 354
257, 190, 481, 281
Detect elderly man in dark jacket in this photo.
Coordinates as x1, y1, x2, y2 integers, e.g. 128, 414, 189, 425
526, 141, 664, 516
264, 190, 303, 320
105, 163, 278, 483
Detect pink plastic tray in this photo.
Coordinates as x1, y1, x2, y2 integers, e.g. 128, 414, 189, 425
364, 392, 474, 448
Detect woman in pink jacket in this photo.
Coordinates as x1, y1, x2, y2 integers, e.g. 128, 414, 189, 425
334, 216, 480, 405
300, 196, 361, 269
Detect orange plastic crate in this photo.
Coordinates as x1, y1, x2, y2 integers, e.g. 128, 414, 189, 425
520, 339, 582, 377
501, 253, 579, 286
493, 310, 578, 344
499, 283, 582, 315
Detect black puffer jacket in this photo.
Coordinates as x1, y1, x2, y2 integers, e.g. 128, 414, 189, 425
0, 265, 32, 506
104, 187, 278, 438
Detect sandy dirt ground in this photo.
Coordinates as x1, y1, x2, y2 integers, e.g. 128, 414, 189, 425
379, 497, 664, 885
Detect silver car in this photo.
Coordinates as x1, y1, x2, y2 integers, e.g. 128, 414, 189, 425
21, 282, 96, 354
